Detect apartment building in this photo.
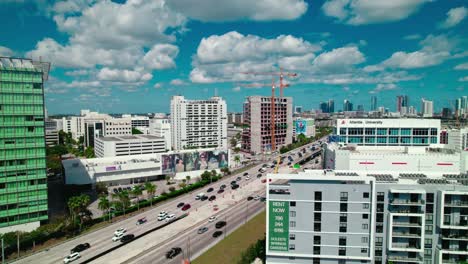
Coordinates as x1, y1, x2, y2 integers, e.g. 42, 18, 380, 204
94, 135, 166, 157
267, 171, 468, 264
170, 96, 227, 150
242, 96, 293, 154
335, 119, 440, 146
0, 57, 49, 233
446, 128, 468, 151
149, 118, 171, 151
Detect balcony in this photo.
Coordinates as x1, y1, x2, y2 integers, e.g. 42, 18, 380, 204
391, 243, 421, 250
444, 201, 468, 207
393, 221, 422, 227
387, 255, 423, 263
390, 199, 425, 205
392, 231, 422, 238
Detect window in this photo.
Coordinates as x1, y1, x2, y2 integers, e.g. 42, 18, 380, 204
425, 225, 433, 234
362, 203, 369, 209
313, 258, 320, 264
339, 223, 347, 232
362, 224, 368, 230
377, 203, 384, 212
424, 249, 432, 257
290, 211, 296, 217
425, 238, 432, 248
426, 193, 434, 203
340, 213, 347, 222
314, 212, 321, 222
338, 247, 346, 256
290, 201, 296, 207
340, 192, 348, 201
315, 202, 322, 211
361, 237, 368, 243
426, 204, 433, 213
314, 236, 321, 244
315, 191, 322, 201
290, 221, 296, 228
377, 192, 385, 202
340, 203, 348, 212
313, 246, 320, 255
361, 248, 368, 253
339, 236, 346, 246
376, 224, 383, 233
363, 192, 369, 198
314, 222, 321, 232
376, 213, 384, 222
375, 237, 383, 246
362, 214, 369, 219
426, 214, 433, 224
289, 244, 295, 250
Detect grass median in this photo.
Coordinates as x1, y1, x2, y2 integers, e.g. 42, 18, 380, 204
192, 210, 266, 264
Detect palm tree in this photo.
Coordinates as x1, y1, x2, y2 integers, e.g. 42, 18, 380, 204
145, 182, 157, 206
178, 182, 187, 189
98, 196, 110, 222
131, 186, 143, 211
117, 191, 130, 216
234, 155, 241, 167
185, 175, 191, 184
67, 194, 91, 231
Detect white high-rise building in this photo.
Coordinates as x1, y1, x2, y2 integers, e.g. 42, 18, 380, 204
421, 99, 434, 118
170, 95, 227, 150
149, 118, 171, 151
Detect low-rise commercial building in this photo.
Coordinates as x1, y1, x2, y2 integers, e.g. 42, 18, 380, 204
149, 118, 171, 151
267, 170, 468, 264
94, 135, 166, 158
45, 130, 59, 146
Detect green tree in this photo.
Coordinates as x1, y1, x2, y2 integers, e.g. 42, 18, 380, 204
234, 147, 240, 153
95, 182, 108, 196
132, 128, 143, 134
113, 191, 130, 216
200, 171, 211, 181
178, 182, 187, 189
185, 175, 191, 184
211, 169, 217, 177
67, 194, 92, 231
98, 196, 110, 222
230, 137, 237, 147
131, 186, 143, 211
145, 182, 157, 206
84, 146, 95, 158
168, 186, 176, 192
234, 155, 241, 166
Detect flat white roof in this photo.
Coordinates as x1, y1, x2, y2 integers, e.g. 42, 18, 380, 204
97, 135, 164, 142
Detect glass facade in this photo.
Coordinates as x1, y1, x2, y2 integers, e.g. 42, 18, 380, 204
0, 58, 48, 229
338, 126, 439, 146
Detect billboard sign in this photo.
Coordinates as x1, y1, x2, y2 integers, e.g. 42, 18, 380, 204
268, 201, 289, 252
295, 120, 307, 135
161, 150, 229, 174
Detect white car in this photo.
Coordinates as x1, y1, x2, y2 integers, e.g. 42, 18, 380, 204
63, 252, 80, 263
208, 216, 217, 222
158, 211, 167, 217
112, 232, 125, 242
157, 214, 168, 221
114, 228, 126, 236
245, 176, 251, 180
254, 195, 261, 200
165, 214, 176, 222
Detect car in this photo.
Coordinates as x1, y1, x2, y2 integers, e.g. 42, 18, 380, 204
207, 187, 214, 193
118, 187, 123, 192
200, 195, 208, 201
243, 172, 249, 176
212, 231, 223, 238
63, 252, 80, 263
245, 176, 250, 180
215, 221, 226, 228
208, 216, 217, 222
112, 232, 125, 242
217, 189, 224, 194
158, 215, 167, 221
270, 164, 275, 168
209, 195, 216, 201
287, 162, 292, 166
120, 234, 135, 243
247, 196, 253, 201
166, 247, 182, 259
230, 180, 237, 185
236, 177, 241, 181
70, 243, 90, 253
112, 189, 118, 194
177, 202, 185, 208
165, 214, 176, 222
182, 204, 191, 211
158, 211, 168, 217
126, 186, 132, 191
232, 184, 239, 190
114, 228, 126, 236
136, 217, 147, 225
260, 197, 266, 202
254, 195, 261, 200
261, 179, 267, 183
197, 227, 209, 234
220, 184, 226, 189
262, 164, 268, 168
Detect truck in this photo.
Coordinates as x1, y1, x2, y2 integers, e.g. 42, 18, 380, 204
195, 193, 205, 200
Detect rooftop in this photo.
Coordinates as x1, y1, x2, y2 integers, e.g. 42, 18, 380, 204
97, 134, 164, 142
328, 143, 459, 154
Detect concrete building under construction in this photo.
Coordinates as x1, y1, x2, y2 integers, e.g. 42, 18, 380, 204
241, 96, 293, 154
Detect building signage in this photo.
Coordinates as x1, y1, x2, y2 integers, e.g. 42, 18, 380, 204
268, 201, 289, 252
347, 120, 383, 125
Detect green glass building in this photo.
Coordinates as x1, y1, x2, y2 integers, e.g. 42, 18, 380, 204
0, 57, 50, 233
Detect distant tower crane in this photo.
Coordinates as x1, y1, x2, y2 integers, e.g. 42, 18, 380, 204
242, 67, 297, 97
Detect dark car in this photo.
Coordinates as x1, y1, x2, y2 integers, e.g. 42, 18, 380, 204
177, 202, 185, 208
209, 195, 216, 201
230, 180, 237, 185
215, 221, 226, 229
236, 177, 241, 181
231, 184, 239, 190
262, 164, 268, 168
257, 173, 262, 178
213, 231, 223, 238
197, 227, 208, 234
247, 196, 253, 201
207, 187, 214, 193
136, 217, 147, 225
70, 243, 90, 253
243, 172, 249, 176
260, 197, 266, 202
118, 187, 123, 192
120, 234, 135, 243
166, 247, 182, 259
182, 204, 191, 211
287, 162, 292, 166
217, 189, 224, 194
200, 196, 208, 201
220, 184, 227, 189
270, 164, 275, 168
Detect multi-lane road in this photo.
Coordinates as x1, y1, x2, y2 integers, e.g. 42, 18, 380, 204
14, 139, 325, 264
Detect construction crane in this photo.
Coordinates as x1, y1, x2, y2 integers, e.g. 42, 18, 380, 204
274, 156, 281, 174
240, 79, 278, 151
242, 67, 297, 97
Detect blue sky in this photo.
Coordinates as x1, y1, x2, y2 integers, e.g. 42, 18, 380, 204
0, 0, 467, 114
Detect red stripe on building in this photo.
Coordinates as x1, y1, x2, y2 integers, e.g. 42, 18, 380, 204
392, 162, 407, 165
437, 163, 453, 166
359, 162, 374, 165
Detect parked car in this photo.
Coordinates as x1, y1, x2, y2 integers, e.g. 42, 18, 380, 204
217, 189, 224, 194
177, 202, 185, 208
136, 217, 147, 225
63, 252, 80, 264
70, 243, 90, 253
166, 247, 182, 259
120, 234, 135, 243
212, 231, 223, 238
209, 195, 216, 201
114, 228, 126, 236
207, 187, 214, 193
197, 227, 209, 234
182, 204, 191, 211
215, 221, 226, 229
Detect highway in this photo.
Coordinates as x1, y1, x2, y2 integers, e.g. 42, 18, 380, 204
13, 138, 324, 264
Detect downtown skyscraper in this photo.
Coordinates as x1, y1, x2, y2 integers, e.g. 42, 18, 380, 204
371, 96, 377, 111
0, 57, 50, 232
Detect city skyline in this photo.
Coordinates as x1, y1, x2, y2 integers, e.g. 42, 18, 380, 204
0, 0, 467, 114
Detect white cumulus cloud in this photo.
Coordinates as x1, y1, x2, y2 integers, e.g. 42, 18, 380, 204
97, 68, 152, 83
169, 79, 186, 86
439, 6, 467, 28
0, 46, 14, 56
455, 63, 468, 70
